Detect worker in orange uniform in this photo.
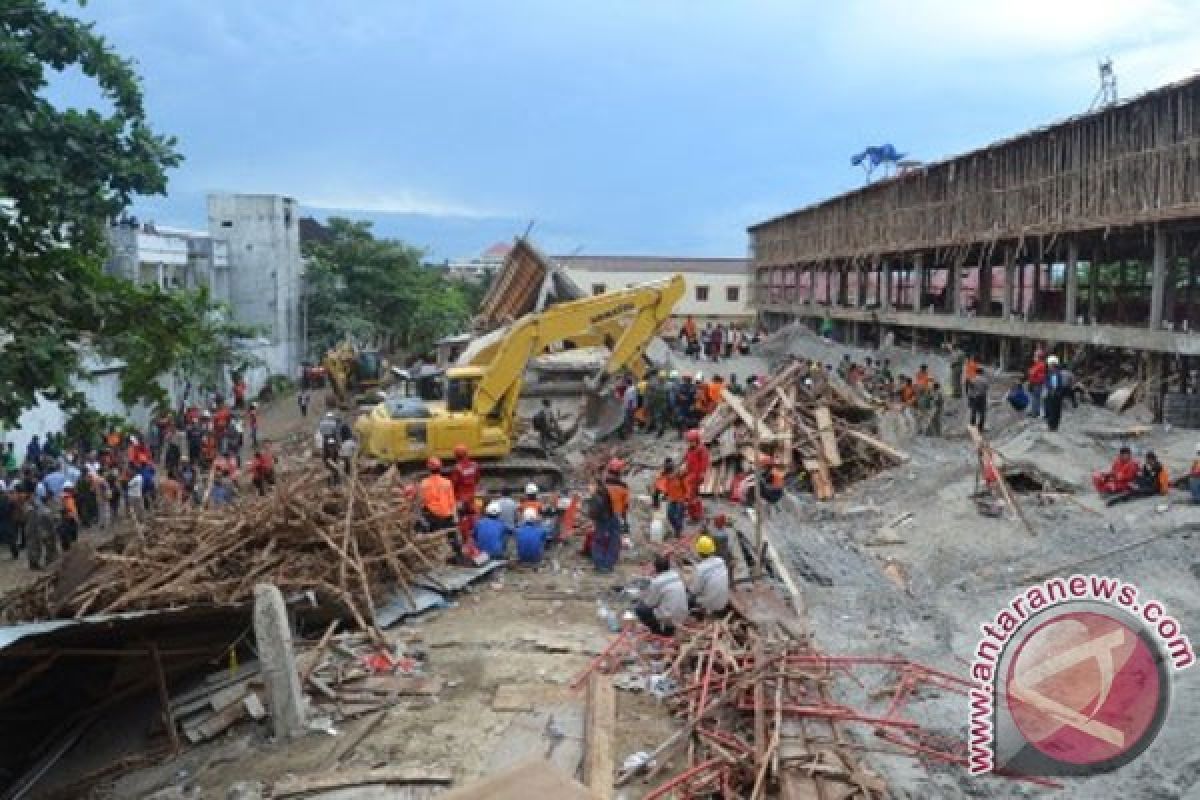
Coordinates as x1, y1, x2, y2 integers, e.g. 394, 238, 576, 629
419, 458, 457, 532
605, 458, 630, 533
681, 429, 710, 521
653, 457, 688, 537
745, 454, 785, 513
419, 457, 466, 564
693, 374, 714, 419
707, 375, 725, 409
914, 364, 931, 391
449, 444, 480, 512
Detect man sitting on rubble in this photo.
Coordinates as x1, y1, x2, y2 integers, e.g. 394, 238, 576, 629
1106, 451, 1169, 506
635, 554, 689, 636
473, 501, 512, 560
1093, 446, 1140, 495
688, 536, 730, 618
515, 507, 548, 566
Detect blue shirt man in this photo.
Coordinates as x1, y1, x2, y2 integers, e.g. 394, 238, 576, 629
473, 505, 511, 560
515, 510, 547, 565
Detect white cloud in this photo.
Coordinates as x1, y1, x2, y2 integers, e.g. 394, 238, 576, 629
302, 190, 498, 219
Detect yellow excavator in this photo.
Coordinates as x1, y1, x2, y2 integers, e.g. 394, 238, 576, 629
354, 275, 684, 478
322, 341, 389, 408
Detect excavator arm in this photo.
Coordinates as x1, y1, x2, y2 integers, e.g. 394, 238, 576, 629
467, 275, 685, 425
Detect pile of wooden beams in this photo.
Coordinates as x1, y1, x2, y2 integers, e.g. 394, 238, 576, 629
608, 606, 1008, 798
2, 467, 452, 631
701, 360, 909, 500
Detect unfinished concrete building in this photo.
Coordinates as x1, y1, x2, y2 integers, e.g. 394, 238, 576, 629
750, 75, 1200, 419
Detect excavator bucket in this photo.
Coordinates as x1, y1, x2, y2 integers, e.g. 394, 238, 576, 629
582, 390, 625, 441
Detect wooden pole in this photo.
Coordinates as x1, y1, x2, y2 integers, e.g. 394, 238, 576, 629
752, 405, 765, 580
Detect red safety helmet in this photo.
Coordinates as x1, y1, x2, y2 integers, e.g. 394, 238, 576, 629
686, 429, 701, 444
453, 443, 468, 459
426, 457, 443, 472
607, 457, 625, 474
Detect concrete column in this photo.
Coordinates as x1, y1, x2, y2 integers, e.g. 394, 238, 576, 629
1065, 239, 1079, 324
1150, 224, 1167, 330
882, 260, 892, 312
1088, 247, 1100, 324
913, 255, 925, 313
999, 338, 1010, 371
1029, 240, 1044, 319
950, 258, 962, 316
979, 258, 992, 317
254, 583, 307, 739
1002, 247, 1015, 320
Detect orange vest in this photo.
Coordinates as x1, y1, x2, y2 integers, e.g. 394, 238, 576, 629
707, 382, 724, 406
519, 498, 541, 516
655, 472, 688, 502
915, 371, 931, 388
965, 360, 979, 381
605, 480, 630, 515
421, 474, 456, 517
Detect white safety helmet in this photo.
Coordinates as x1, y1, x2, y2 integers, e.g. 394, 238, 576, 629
524, 482, 538, 496
523, 507, 539, 523
694, 371, 704, 382
485, 501, 501, 516
1046, 355, 1059, 366
670, 370, 680, 380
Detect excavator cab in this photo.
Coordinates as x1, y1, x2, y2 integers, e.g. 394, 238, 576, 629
445, 369, 479, 413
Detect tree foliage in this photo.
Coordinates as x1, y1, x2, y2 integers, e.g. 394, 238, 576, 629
0, 1, 237, 424
302, 218, 476, 358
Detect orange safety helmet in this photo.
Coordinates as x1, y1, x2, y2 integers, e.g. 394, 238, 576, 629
427, 457, 443, 472
686, 428, 701, 444
453, 443, 468, 459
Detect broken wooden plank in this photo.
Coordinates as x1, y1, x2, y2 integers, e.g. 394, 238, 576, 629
841, 428, 909, 463
814, 407, 842, 467
583, 676, 615, 800
721, 388, 780, 441
272, 767, 453, 798
339, 674, 443, 696
182, 700, 246, 743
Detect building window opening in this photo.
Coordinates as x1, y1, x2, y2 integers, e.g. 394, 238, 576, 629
592, 283, 606, 295
696, 285, 710, 302
726, 286, 740, 302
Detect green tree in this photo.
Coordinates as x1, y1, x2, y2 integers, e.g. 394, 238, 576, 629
303, 218, 474, 358
0, 1, 236, 423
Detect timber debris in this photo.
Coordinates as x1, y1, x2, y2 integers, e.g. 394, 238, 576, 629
701, 359, 909, 500
1, 467, 452, 630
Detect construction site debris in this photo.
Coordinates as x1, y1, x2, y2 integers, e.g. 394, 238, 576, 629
700, 359, 909, 500
1, 466, 452, 632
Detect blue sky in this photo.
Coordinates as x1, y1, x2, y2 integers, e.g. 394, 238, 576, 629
69, 0, 1200, 260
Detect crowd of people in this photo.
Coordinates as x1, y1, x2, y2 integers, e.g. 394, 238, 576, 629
611, 369, 763, 440
0, 393, 277, 571
676, 316, 761, 362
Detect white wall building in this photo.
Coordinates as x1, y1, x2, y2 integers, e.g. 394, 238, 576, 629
444, 241, 511, 283
206, 194, 304, 379
554, 255, 752, 333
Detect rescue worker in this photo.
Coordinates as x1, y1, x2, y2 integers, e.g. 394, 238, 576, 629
646, 372, 669, 437
419, 458, 457, 532
1107, 451, 1169, 506
914, 364, 932, 391
450, 444, 480, 511
927, 382, 945, 436
620, 381, 638, 440
1093, 446, 1140, 495
949, 347, 965, 399
744, 454, 784, 511
604, 458, 630, 534
1044, 355, 1065, 432
1027, 354, 1047, 419
27, 493, 58, 570
675, 375, 697, 435
250, 445, 276, 496
473, 501, 512, 560
968, 368, 990, 432
653, 457, 688, 537
681, 428, 710, 520
519, 483, 542, 518
688, 535, 730, 617
587, 476, 620, 573
693, 372, 714, 422
495, 487, 518, 529
515, 507, 548, 565
635, 555, 688, 636
56, 501, 79, 552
